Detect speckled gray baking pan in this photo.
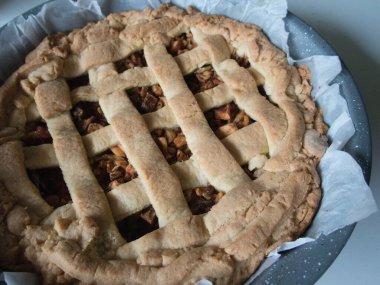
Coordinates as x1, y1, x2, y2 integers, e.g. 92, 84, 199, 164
0, 4, 372, 285
251, 12, 371, 285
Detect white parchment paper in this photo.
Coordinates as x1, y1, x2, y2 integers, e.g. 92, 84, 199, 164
0, 0, 377, 284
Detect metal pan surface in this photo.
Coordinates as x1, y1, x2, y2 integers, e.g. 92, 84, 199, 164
252, 12, 371, 285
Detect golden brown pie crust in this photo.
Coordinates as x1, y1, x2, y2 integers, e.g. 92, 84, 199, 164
0, 4, 328, 284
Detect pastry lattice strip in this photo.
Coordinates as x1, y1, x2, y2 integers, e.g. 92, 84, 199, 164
69, 46, 210, 103
33, 78, 125, 250
24, 77, 269, 221
23, 83, 267, 169
35, 122, 268, 223
26, 37, 274, 222
90, 63, 192, 227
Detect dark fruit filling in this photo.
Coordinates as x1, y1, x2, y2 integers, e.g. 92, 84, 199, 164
28, 168, 71, 208
167, 32, 195, 56
151, 128, 191, 164
205, 102, 254, 139
184, 65, 223, 94
115, 50, 147, 73
90, 148, 137, 192
71, 102, 108, 135
126, 84, 165, 114
22, 120, 52, 146
231, 48, 251, 68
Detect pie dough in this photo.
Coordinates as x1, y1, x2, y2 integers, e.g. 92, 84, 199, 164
0, 4, 328, 285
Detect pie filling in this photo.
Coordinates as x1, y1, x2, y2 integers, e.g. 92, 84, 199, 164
126, 84, 165, 114
205, 101, 254, 139
28, 168, 71, 208
71, 101, 108, 135
66, 74, 90, 90
117, 206, 159, 242
231, 48, 251, 68
91, 148, 137, 192
185, 64, 224, 94
117, 184, 224, 242
115, 50, 147, 73
167, 32, 195, 56
22, 120, 70, 208
184, 185, 224, 215
22, 120, 52, 146
151, 127, 192, 164
117, 51, 164, 114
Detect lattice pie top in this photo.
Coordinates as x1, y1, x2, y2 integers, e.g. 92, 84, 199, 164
0, 4, 328, 285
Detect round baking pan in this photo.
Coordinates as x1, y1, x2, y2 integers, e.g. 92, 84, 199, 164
0, 3, 372, 285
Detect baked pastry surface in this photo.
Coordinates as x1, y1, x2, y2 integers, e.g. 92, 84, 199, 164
0, 4, 328, 284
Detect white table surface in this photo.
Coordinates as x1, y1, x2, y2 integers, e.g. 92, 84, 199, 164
1, 1, 379, 284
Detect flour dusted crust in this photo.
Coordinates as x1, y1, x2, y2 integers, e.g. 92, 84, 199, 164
0, 4, 328, 285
